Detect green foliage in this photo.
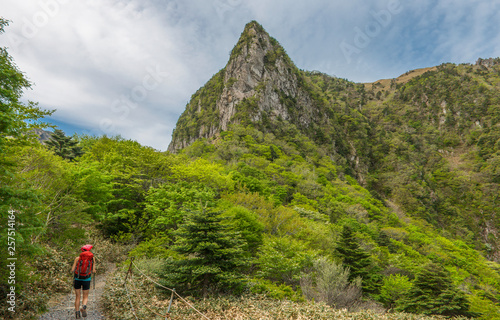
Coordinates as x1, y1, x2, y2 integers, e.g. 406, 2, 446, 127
2, 18, 500, 318
249, 278, 304, 301
234, 96, 260, 125
12, 145, 91, 244
396, 262, 476, 317
71, 161, 114, 219
336, 225, 382, 294
170, 120, 499, 316
144, 181, 217, 237
45, 129, 84, 161
161, 208, 247, 297
223, 206, 265, 255
79, 136, 174, 238
256, 235, 317, 287
301, 257, 362, 309
365, 62, 500, 257
127, 236, 176, 259
380, 274, 413, 309
0, 33, 53, 155
170, 158, 234, 191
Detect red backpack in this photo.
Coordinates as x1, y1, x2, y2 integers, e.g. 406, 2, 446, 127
75, 251, 94, 279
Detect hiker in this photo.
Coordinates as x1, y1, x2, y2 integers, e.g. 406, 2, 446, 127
71, 244, 96, 319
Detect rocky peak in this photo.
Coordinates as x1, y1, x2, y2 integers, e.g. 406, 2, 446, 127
218, 21, 304, 130
167, 21, 315, 153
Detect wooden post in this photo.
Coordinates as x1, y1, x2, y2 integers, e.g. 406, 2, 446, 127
123, 257, 135, 285
166, 288, 175, 319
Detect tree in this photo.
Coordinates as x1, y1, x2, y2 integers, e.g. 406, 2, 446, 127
161, 208, 247, 297
143, 181, 216, 238
0, 19, 52, 157
269, 145, 279, 161
45, 129, 84, 161
225, 206, 264, 256
0, 18, 54, 317
257, 235, 317, 287
336, 225, 371, 279
13, 145, 90, 244
79, 136, 174, 238
335, 225, 381, 294
397, 262, 476, 317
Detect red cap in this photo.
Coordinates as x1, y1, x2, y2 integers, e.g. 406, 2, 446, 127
81, 244, 93, 251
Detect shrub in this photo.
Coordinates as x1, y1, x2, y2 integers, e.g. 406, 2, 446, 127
379, 274, 413, 309
300, 257, 362, 309
249, 278, 303, 301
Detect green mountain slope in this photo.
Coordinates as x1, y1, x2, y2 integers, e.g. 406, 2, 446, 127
162, 21, 500, 317
363, 62, 500, 260
170, 21, 500, 261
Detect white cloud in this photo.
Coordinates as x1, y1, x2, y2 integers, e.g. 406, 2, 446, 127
1, 0, 499, 150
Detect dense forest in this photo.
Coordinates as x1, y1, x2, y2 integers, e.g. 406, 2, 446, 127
1, 19, 500, 319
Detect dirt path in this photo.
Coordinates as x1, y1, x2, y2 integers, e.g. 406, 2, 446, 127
39, 263, 115, 320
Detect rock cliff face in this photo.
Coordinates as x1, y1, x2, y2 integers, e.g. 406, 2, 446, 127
218, 23, 314, 130
167, 21, 317, 153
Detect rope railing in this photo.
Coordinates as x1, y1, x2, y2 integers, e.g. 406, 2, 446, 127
128, 271, 171, 318
124, 282, 140, 320
123, 258, 210, 320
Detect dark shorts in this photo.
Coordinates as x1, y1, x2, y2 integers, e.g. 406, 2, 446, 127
74, 279, 91, 290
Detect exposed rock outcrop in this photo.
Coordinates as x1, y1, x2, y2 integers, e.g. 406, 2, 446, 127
168, 21, 316, 153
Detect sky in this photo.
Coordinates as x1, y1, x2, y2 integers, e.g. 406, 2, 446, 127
1, 0, 500, 151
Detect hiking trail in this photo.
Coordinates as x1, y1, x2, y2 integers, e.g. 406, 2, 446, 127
39, 262, 115, 320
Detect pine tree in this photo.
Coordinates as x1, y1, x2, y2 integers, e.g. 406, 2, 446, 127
397, 262, 476, 317
162, 208, 247, 297
336, 225, 371, 280
45, 129, 83, 161
336, 225, 381, 294
269, 145, 278, 161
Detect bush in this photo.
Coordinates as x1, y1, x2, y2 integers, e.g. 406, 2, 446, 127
300, 257, 362, 309
379, 274, 413, 309
256, 235, 317, 286
249, 278, 304, 301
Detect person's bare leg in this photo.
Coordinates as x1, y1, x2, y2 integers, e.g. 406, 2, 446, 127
74, 288, 81, 311
81, 289, 90, 316
82, 289, 89, 307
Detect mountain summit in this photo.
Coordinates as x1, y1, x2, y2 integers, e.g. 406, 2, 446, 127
168, 21, 319, 152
